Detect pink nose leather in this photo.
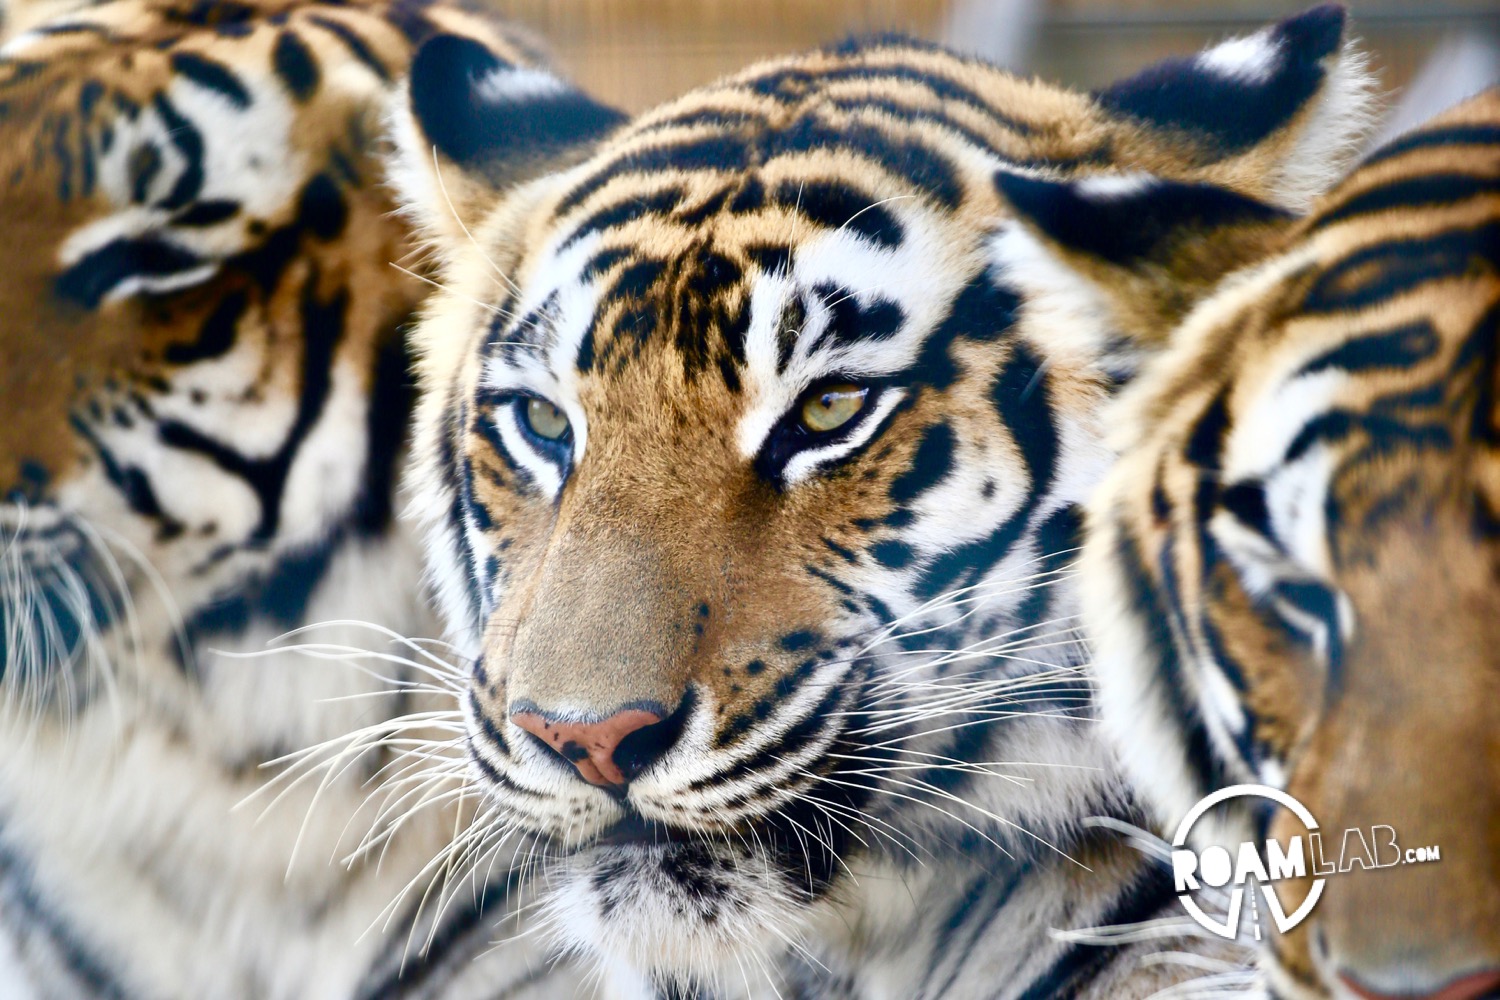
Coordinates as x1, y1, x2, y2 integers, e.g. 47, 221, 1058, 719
512, 709, 664, 786
1340, 971, 1500, 1000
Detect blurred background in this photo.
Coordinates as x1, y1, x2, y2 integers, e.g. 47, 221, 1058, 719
494, 0, 1500, 148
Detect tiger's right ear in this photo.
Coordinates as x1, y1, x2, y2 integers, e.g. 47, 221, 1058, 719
389, 33, 626, 246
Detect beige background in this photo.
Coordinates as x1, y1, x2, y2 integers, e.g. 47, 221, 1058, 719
490, 0, 1500, 140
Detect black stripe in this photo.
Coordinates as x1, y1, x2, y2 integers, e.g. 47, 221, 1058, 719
758, 56, 1036, 138
1313, 171, 1499, 232
912, 341, 1060, 597
272, 30, 320, 102
128, 142, 161, 203
0, 836, 133, 999
1464, 296, 1500, 447
351, 331, 413, 536
172, 199, 239, 227
763, 114, 964, 210
559, 186, 683, 251
888, 421, 955, 506
1302, 222, 1500, 314
1013, 848, 1180, 1000
1009, 504, 1082, 631
1283, 409, 1451, 466
921, 863, 1028, 999
556, 134, 750, 216
1184, 391, 1230, 471
53, 116, 73, 202
67, 415, 169, 525
308, 16, 390, 81
180, 530, 342, 644
163, 289, 246, 364
808, 283, 905, 353
150, 93, 204, 210
1116, 526, 1224, 804
637, 106, 773, 135
170, 52, 251, 108
1220, 480, 1274, 540
828, 93, 993, 157
157, 271, 345, 541
1295, 319, 1441, 378
54, 237, 206, 309
913, 270, 1021, 392
471, 407, 533, 491
1359, 122, 1500, 169
774, 178, 902, 247
351, 864, 531, 1000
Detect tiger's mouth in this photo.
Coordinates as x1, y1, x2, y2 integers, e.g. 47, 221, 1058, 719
590, 810, 700, 849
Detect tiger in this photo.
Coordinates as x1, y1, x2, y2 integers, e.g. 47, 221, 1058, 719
382, 5, 1379, 996
0, 1, 597, 996
1081, 87, 1500, 1000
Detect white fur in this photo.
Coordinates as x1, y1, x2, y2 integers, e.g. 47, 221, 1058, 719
1269, 43, 1378, 213
1196, 31, 1281, 85
475, 65, 568, 104
1074, 172, 1160, 201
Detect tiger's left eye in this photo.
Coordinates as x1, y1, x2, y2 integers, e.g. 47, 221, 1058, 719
800, 384, 868, 433
523, 398, 570, 441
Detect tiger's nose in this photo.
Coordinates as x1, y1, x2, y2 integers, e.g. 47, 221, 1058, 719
511, 706, 671, 787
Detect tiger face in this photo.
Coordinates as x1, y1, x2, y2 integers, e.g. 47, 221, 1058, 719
391, 8, 1374, 990
1083, 89, 1500, 999
0, 0, 540, 721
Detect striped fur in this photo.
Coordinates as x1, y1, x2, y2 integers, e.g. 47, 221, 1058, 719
0, 2, 589, 996
388, 7, 1377, 997
1082, 88, 1500, 999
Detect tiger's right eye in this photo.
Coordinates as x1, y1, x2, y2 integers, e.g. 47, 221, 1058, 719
799, 383, 868, 434
522, 398, 570, 441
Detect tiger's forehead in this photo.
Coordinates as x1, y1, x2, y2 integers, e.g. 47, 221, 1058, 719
481, 179, 991, 459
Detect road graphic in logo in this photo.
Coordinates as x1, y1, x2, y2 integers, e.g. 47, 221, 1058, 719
1169, 784, 1442, 940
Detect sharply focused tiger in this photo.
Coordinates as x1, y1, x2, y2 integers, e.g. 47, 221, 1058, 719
1083, 87, 1500, 1000
0, 1, 596, 996
384, 5, 1378, 996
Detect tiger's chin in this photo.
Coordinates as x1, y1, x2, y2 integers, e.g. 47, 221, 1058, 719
538, 832, 825, 996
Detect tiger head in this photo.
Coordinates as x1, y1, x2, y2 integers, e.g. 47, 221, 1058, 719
1083, 89, 1500, 999
0, 0, 540, 730
391, 6, 1375, 989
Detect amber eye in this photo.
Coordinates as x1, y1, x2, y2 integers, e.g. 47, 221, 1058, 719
799, 383, 868, 434
522, 398, 570, 441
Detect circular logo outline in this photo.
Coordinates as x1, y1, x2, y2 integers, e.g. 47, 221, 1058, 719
1171, 783, 1326, 940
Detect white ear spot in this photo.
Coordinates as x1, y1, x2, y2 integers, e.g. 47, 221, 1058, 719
1196, 31, 1281, 85
1073, 172, 1160, 201
474, 65, 569, 104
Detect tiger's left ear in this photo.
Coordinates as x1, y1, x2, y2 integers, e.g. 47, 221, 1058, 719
989, 4, 1374, 356
388, 33, 626, 248
1096, 3, 1375, 213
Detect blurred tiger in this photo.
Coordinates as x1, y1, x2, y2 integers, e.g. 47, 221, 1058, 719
383, 5, 1377, 996
1083, 88, 1500, 1000
0, 1, 592, 996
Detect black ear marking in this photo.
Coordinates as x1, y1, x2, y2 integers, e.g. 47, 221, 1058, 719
409, 34, 625, 171
1096, 3, 1347, 155
993, 168, 1292, 267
